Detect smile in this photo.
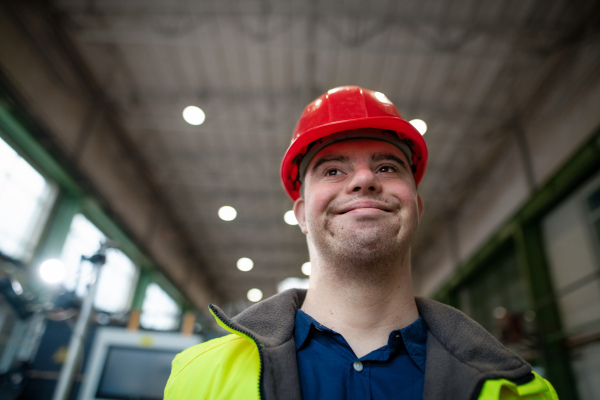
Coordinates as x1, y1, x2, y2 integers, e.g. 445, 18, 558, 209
337, 201, 393, 214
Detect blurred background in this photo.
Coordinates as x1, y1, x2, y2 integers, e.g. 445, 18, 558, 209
0, 0, 599, 398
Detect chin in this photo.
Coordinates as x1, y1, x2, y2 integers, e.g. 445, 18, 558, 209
340, 229, 399, 253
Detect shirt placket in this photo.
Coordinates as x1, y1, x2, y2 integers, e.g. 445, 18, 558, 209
349, 358, 371, 400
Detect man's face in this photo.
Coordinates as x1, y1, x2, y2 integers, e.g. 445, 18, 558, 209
294, 139, 424, 264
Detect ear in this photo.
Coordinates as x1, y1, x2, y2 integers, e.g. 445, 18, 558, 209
294, 197, 308, 234
417, 194, 424, 219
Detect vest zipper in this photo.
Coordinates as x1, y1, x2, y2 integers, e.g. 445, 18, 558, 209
209, 304, 264, 400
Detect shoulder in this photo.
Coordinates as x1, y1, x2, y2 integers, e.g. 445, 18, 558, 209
415, 297, 536, 398
170, 334, 247, 376
165, 334, 261, 399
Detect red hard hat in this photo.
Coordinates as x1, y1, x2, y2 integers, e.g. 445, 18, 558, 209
281, 86, 428, 200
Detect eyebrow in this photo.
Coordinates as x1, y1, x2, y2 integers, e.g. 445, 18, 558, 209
372, 152, 407, 167
310, 155, 349, 173
310, 152, 408, 174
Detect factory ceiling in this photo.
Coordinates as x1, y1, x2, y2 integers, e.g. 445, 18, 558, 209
1, 0, 599, 310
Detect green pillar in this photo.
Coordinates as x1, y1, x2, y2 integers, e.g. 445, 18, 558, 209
514, 223, 578, 399
131, 268, 155, 311
29, 192, 80, 294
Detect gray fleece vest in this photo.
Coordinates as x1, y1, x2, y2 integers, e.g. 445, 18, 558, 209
209, 289, 533, 400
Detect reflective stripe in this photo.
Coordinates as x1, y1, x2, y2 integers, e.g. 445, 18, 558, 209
478, 372, 559, 400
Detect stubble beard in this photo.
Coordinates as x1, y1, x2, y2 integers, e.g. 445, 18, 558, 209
309, 215, 417, 286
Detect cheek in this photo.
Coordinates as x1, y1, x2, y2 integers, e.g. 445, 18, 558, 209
391, 185, 420, 212
304, 201, 321, 225
304, 194, 330, 223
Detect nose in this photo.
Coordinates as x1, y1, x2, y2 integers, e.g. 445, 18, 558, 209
347, 166, 382, 194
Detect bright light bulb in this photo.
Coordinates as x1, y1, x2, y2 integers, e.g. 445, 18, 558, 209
284, 210, 298, 225
40, 259, 67, 284
182, 106, 206, 126
301, 262, 311, 276
409, 119, 427, 135
237, 257, 254, 272
218, 206, 237, 221
247, 288, 263, 302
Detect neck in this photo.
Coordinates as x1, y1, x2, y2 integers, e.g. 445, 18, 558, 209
301, 255, 419, 358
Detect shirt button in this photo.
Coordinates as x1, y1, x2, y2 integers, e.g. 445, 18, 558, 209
353, 361, 363, 372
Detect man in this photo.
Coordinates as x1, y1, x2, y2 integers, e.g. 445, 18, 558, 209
165, 86, 557, 399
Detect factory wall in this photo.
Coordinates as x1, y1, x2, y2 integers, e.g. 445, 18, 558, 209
412, 45, 600, 399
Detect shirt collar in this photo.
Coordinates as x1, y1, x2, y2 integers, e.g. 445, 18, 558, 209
295, 309, 427, 372
395, 316, 427, 373
295, 309, 333, 350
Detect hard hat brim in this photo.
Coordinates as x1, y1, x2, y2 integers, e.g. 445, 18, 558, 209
281, 116, 428, 201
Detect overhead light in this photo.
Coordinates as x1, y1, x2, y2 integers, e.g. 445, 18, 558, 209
182, 106, 206, 126
284, 210, 298, 225
237, 257, 254, 272
247, 288, 263, 302
301, 262, 311, 276
409, 119, 427, 135
218, 206, 237, 221
40, 259, 67, 284
277, 277, 309, 293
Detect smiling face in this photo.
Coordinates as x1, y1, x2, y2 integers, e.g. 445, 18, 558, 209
294, 138, 424, 271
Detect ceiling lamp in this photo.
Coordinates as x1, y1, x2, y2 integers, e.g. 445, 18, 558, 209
218, 206, 237, 221
247, 288, 263, 302
409, 119, 427, 135
284, 210, 298, 225
237, 257, 254, 272
182, 106, 206, 126
301, 262, 311, 276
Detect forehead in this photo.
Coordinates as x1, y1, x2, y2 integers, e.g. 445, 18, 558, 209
307, 139, 410, 168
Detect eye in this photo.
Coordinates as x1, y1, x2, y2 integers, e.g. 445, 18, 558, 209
325, 168, 341, 176
377, 165, 398, 173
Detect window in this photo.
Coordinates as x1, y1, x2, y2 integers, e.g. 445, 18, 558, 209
59, 214, 138, 313
460, 246, 528, 332
0, 137, 57, 260
457, 244, 535, 360
542, 171, 600, 400
95, 250, 138, 313
542, 171, 600, 336
140, 283, 180, 331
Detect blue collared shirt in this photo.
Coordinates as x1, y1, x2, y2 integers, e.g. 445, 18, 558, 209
295, 310, 427, 400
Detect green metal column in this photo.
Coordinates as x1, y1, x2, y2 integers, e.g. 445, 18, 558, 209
130, 268, 155, 311
29, 192, 80, 294
514, 223, 578, 399
32, 193, 80, 263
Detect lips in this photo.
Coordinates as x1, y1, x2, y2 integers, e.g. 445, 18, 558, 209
337, 200, 393, 214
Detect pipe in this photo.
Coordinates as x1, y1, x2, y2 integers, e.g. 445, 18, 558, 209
52, 246, 111, 400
